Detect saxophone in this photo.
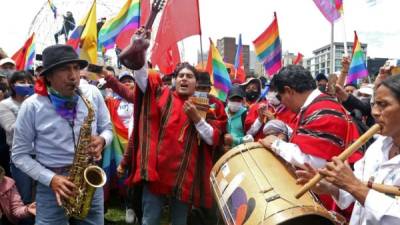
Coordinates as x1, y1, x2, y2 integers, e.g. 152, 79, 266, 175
62, 89, 107, 219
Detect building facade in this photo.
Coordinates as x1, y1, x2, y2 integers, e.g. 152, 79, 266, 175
305, 42, 368, 76
216, 37, 250, 74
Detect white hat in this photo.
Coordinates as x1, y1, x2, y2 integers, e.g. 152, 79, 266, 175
263, 119, 290, 137
0, 58, 16, 66
358, 85, 373, 96
118, 71, 134, 81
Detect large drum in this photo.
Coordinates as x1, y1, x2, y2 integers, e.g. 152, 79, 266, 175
210, 142, 344, 225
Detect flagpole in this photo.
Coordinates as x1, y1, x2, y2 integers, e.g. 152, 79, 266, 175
199, 35, 204, 69
196, 0, 204, 69
180, 41, 186, 62
234, 67, 237, 79
28, 2, 47, 36
330, 22, 335, 74
341, 5, 348, 57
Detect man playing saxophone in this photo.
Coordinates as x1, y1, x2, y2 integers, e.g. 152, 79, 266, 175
11, 44, 113, 225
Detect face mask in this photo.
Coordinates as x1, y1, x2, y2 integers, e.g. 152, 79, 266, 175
246, 90, 260, 102
267, 92, 280, 106
228, 101, 243, 113
359, 96, 371, 103
194, 91, 208, 98
171, 78, 176, 88
318, 84, 326, 93
0, 69, 15, 78
14, 83, 34, 97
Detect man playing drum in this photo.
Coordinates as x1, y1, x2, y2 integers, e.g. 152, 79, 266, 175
259, 65, 363, 217
259, 65, 362, 168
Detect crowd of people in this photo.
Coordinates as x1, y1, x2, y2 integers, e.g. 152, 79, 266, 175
0, 38, 399, 225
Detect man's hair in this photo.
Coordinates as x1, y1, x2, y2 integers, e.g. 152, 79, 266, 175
315, 73, 328, 82
0, 166, 4, 181
344, 83, 358, 89
173, 62, 199, 80
9, 71, 34, 97
270, 65, 316, 93
162, 75, 172, 82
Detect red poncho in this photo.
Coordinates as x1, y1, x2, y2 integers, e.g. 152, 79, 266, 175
123, 73, 226, 208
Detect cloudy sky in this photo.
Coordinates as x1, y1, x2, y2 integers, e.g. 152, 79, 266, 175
1, 0, 399, 64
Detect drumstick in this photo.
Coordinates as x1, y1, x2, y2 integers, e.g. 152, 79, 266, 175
295, 124, 381, 199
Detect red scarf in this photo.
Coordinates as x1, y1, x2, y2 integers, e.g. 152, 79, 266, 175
34, 77, 48, 96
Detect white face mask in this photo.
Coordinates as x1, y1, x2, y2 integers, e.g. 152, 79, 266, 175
267, 92, 280, 106
228, 101, 243, 113
171, 78, 176, 88
194, 91, 208, 98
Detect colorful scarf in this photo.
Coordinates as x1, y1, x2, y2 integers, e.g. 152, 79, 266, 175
48, 86, 79, 124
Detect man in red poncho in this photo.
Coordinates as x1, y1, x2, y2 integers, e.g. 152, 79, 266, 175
102, 62, 226, 225
259, 65, 363, 220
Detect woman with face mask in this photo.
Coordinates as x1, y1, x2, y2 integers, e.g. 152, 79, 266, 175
0, 71, 34, 145
240, 77, 262, 107
0, 71, 35, 225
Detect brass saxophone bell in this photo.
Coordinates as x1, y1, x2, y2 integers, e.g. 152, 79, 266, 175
84, 165, 106, 188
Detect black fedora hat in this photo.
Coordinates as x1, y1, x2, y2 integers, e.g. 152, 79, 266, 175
40, 44, 88, 76
197, 71, 212, 88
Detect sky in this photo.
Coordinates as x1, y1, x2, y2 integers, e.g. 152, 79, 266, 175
1, 0, 399, 65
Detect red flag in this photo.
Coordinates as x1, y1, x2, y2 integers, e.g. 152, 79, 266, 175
12, 33, 35, 70
116, 30, 135, 50
156, 44, 181, 74
151, 0, 201, 68
140, 0, 150, 26
293, 52, 304, 65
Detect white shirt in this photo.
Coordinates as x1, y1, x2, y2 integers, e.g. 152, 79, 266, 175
247, 118, 263, 136
116, 98, 133, 129
0, 97, 21, 146
270, 89, 327, 169
334, 135, 400, 225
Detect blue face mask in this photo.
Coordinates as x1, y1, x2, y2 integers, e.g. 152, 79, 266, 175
14, 84, 34, 97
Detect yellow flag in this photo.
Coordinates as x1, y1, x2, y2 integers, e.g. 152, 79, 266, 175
79, 0, 97, 64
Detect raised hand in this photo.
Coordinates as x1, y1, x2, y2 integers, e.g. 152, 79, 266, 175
257, 103, 268, 122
